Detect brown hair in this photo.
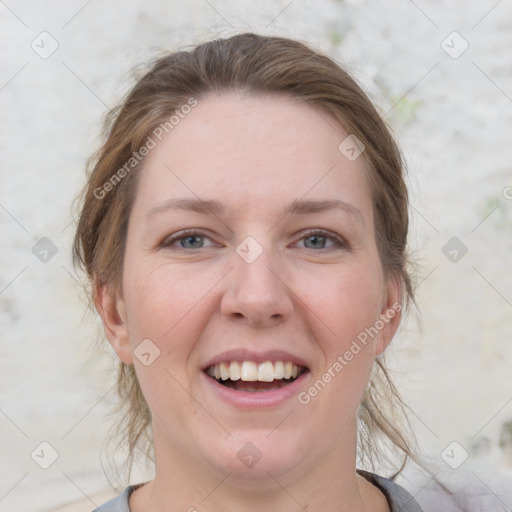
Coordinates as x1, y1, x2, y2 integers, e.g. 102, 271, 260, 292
73, 32, 421, 479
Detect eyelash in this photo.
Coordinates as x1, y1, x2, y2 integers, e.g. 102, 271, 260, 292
160, 229, 349, 252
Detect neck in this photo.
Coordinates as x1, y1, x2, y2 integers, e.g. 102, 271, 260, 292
130, 422, 386, 512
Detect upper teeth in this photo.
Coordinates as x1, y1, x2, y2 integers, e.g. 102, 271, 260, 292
206, 361, 300, 382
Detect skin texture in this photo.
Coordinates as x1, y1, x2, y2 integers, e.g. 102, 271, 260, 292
96, 92, 400, 511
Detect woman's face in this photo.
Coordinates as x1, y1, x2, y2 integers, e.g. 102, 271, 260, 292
100, 92, 401, 482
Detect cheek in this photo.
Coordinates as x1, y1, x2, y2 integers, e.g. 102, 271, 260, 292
122, 263, 215, 422
304, 263, 383, 347
120, 259, 226, 411
122, 259, 217, 342
296, 264, 382, 411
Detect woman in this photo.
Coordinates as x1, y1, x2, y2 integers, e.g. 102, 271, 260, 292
73, 32, 428, 511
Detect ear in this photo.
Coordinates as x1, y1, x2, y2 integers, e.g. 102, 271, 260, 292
375, 273, 403, 356
93, 280, 133, 365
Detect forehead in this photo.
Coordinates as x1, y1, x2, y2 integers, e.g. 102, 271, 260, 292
132, 92, 372, 222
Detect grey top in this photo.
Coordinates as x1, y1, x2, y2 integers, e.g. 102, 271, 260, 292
91, 469, 424, 511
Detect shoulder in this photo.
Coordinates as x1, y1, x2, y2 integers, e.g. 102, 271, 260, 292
357, 469, 424, 511
392, 460, 512, 512
91, 485, 141, 512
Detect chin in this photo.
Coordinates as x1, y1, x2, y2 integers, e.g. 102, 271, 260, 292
203, 429, 311, 485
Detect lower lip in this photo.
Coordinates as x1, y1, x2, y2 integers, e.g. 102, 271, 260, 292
202, 370, 309, 409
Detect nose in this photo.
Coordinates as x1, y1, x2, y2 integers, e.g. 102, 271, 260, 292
220, 243, 294, 327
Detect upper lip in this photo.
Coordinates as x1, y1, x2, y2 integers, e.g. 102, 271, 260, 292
201, 349, 309, 371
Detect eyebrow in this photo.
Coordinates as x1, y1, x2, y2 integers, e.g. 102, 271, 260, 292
145, 197, 364, 224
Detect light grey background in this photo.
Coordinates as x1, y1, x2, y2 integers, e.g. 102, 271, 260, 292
1, 1, 511, 510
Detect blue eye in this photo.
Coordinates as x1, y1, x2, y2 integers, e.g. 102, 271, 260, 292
301, 234, 334, 249
177, 234, 206, 249
160, 229, 348, 252
297, 230, 348, 251
161, 230, 217, 250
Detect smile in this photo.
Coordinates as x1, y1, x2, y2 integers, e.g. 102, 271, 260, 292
205, 360, 307, 392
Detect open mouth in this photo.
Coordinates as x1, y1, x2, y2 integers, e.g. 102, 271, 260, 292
204, 361, 308, 392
